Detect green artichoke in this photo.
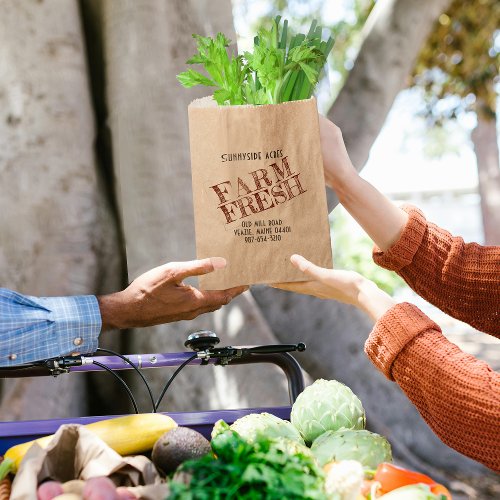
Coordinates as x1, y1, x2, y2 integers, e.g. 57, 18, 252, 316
311, 429, 392, 468
269, 436, 317, 462
291, 379, 366, 444
229, 412, 305, 445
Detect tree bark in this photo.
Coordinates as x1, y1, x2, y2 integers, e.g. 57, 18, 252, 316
471, 112, 500, 245
0, 0, 121, 419
98, 0, 288, 412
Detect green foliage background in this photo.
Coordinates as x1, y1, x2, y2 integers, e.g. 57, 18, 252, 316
330, 209, 406, 296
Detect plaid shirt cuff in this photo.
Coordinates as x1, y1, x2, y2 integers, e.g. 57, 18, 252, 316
39, 294, 101, 357
0, 289, 101, 366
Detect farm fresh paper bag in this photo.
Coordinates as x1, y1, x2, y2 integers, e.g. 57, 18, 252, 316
188, 96, 332, 289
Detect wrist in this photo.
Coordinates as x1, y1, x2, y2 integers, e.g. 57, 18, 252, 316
97, 292, 127, 331
355, 279, 397, 322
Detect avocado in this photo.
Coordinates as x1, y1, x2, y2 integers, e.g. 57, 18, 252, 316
152, 426, 211, 475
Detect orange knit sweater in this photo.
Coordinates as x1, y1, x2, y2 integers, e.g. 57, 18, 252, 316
365, 206, 500, 471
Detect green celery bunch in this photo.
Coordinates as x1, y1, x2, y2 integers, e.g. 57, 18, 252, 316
177, 32, 249, 105
177, 17, 334, 105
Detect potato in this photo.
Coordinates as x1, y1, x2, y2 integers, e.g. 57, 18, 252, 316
37, 481, 64, 500
116, 488, 137, 500
82, 477, 118, 500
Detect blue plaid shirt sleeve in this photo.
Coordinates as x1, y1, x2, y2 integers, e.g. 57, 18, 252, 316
0, 288, 102, 366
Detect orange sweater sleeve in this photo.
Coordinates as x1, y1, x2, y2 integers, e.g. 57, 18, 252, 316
372, 206, 500, 337
365, 303, 500, 471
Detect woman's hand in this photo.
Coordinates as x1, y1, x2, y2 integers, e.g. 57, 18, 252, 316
273, 254, 365, 305
319, 115, 358, 192
319, 116, 408, 251
273, 254, 397, 322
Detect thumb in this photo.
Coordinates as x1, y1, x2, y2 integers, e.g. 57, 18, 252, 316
174, 257, 227, 281
290, 254, 327, 281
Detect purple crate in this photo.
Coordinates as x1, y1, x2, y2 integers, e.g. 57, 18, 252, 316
0, 407, 292, 454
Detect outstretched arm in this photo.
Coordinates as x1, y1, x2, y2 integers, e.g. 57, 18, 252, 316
320, 116, 500, 335
319, 116, 408, 252
372, 206, 500, 336
0, 257, 245, 366
98, 257, 245, 329
366, 302, 500, 472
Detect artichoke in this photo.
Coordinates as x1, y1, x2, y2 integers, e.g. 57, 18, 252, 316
311, 429, 392, 468
229, 412, 305, 445
291, 379, 366, 444
269, 436, 317, 462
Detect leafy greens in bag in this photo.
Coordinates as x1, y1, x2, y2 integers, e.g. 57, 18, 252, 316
177, 17, 334, 105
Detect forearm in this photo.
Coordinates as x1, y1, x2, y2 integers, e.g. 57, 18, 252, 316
395, 332, 500, 470
365, 303, 500, 471
334, 171, 408, 252
373, 206, 500, 336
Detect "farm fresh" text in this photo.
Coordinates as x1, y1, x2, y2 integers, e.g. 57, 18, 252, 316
209, 157, 306, 224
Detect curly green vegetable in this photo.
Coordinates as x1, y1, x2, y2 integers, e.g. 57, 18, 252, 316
169, 422, 327, 499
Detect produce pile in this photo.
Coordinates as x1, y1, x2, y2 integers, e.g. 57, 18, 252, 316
0, 379, 452, 499
168, 379, 451, 500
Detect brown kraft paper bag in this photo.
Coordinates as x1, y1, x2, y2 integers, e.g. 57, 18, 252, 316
188, 96, 333, 290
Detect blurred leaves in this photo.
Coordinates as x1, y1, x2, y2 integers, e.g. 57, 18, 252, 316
411, 0, 499, 123
331, 209, 406, 296
421, 123, 463, 158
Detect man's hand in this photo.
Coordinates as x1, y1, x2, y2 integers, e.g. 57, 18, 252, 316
98, 257, 246, 330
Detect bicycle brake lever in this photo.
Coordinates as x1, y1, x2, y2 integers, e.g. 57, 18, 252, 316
43, 356, 84, 376
245, 343, 306, 354
200, 343, 306, 366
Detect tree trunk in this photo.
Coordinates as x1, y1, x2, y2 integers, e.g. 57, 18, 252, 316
471, 111, 500, 245
328, 0, 453, 170
97, 0, 289, 412
0, 0, 122, 419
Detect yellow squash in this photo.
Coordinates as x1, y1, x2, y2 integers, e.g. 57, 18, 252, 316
5, 413, 177, 472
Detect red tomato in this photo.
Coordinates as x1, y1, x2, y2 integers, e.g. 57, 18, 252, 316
375, 463, 435, 492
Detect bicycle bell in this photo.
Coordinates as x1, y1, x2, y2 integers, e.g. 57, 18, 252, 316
185, 330, 220, 351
